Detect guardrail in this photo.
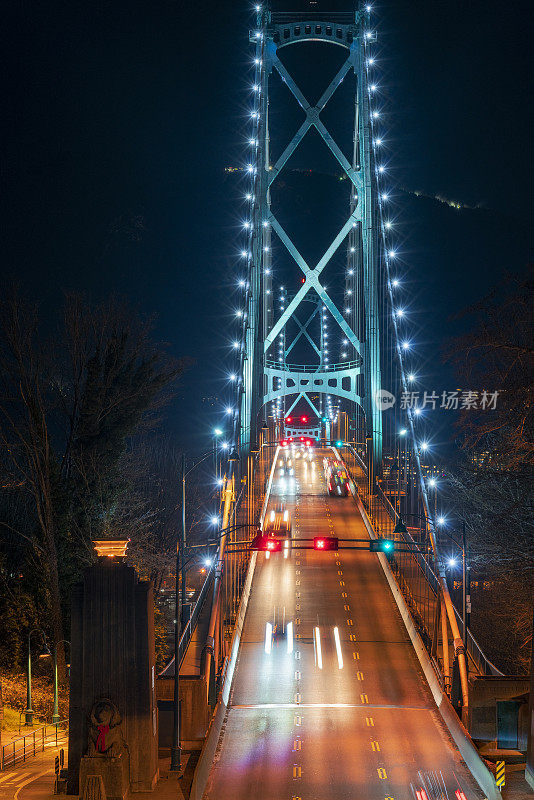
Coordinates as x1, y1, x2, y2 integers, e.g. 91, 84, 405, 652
1, 720, 68, 771
265, 359, 360, 373
178, 563, 216, 668
158, 562, 216, 678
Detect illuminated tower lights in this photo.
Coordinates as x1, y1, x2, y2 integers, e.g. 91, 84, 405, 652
363, 7, 438, 519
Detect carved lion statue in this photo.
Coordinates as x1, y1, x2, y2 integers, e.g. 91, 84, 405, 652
87, 699, 127, 758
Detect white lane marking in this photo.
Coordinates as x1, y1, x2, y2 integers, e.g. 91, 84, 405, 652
287, 621, 293, 653
333, 626, 344, 669
230, 702, 432, 710
265, 622, 273, 654
0, 772, 31, 785
314, 626, 323, 669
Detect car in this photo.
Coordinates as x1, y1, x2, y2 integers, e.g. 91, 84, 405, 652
264, 505, 292, 537
265, 607, 294, 653
324, 458, 349, 496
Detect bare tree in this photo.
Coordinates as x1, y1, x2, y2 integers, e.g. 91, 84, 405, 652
0, 290, 183, 679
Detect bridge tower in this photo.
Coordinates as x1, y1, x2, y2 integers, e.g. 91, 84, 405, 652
237, 2, 383, 478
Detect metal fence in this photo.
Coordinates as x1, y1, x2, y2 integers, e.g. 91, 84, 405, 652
1, 720, 68, 771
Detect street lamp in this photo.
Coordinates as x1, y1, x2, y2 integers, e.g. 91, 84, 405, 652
52, 640, 70, 724
25, 630, 49, 726
397, 429, 407, 518
440, 520, 470, 647
171, 447, 221, 773
213, 428, 223, 481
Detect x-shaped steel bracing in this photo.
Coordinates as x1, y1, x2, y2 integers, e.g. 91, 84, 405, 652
285, 303, 321, 359
265, 53, 363, 358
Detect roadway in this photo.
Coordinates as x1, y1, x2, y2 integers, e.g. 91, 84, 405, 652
203, 445, 485, 800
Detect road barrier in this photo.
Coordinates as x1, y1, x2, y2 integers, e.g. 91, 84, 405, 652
495, 760, 505, 789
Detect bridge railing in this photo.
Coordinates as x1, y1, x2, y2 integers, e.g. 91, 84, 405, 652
339, 444, 502, 678
205, 441, 276, 700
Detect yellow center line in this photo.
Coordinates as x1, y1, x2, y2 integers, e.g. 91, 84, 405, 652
377, 767, 387, 779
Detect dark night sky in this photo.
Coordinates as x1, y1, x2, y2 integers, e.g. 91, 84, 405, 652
2, 1, 533, 453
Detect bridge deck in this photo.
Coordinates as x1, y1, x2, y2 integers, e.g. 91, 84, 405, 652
202, 447, 485, 799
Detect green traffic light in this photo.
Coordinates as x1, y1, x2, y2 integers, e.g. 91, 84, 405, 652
336, 440, 343, 447
369, 539, 395, 553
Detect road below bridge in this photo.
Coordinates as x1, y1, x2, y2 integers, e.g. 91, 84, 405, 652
203, 446, 485, 799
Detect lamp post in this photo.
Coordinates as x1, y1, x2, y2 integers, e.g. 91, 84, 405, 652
170, 447, 226, 773
427, 477, 438, 522
397, 429, 407, 517
213, 428, 223, 481
440, 519, 470, 648
52, 640, 70, 725
25, 630, 49, 726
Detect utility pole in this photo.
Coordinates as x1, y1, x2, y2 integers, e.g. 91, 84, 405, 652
170, 459, 183, 772
181, 452, 187, 627
462, 520, 471, 637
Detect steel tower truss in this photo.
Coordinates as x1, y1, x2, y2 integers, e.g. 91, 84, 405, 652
241, 4, 382, 474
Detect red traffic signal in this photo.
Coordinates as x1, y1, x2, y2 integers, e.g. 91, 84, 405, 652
313, 536, 338, 551
265, 538, 282, 552
250, 532, 282, 552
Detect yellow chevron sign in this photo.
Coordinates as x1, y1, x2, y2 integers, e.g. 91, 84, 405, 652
496, 760, 505, 788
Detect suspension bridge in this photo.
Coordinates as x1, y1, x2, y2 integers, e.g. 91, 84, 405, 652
159, 4, 506, 798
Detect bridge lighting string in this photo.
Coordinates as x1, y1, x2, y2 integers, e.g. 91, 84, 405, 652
225, 5, 267, 453
365, 7, 407, 499
364, 6, 439, 543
